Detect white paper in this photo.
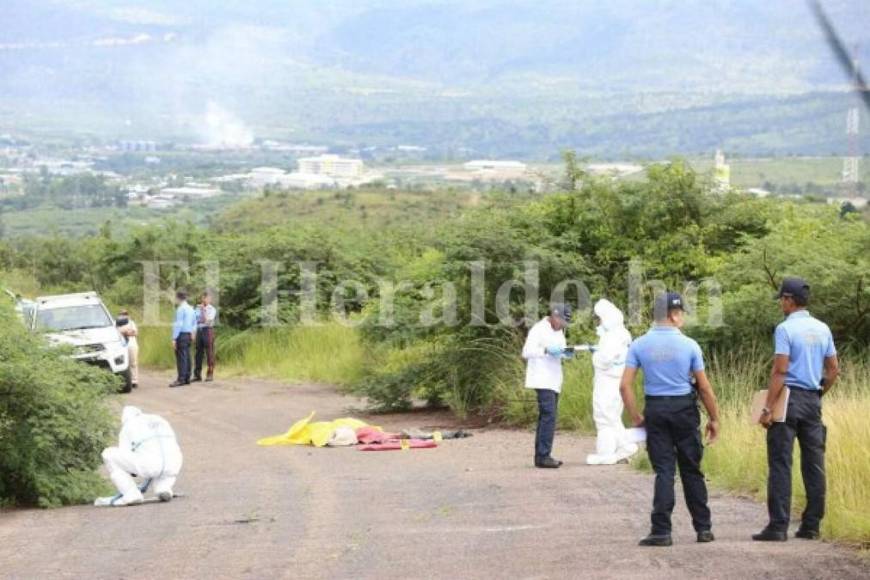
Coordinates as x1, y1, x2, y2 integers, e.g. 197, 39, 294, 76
626, 427, 647, 443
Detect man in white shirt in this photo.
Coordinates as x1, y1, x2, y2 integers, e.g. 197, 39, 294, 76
522, 304, 573, 468
193, 291, 218, 382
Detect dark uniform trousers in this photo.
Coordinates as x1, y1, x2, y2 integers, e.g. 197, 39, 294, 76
535, 389, 559, 460
644, 395, 711, 535
766, 387, 826, 533
194, 326, 216, 379
175, 332, 192, 383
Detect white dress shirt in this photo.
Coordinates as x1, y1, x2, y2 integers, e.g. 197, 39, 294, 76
522, 317, 567, 393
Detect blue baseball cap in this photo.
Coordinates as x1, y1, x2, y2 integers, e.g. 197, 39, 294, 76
550, 303, 573, 323
776, 277, 810, 302
653, 292, 686, 319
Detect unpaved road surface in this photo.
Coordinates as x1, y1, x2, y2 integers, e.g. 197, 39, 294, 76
2, 372, 867, 580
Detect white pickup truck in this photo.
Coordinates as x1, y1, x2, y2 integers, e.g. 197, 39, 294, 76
28, 292, 133, 393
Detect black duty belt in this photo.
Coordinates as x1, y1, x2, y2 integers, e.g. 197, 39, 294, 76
645, 393, 696, 401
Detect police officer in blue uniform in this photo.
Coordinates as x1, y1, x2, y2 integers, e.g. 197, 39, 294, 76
753, 277, 839, 542
620, 292, 721, 546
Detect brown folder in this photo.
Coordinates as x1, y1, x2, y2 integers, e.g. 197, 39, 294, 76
749, 388, 790, 425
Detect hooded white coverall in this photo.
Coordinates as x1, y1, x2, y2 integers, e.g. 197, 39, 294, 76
586, 299, 638, 465
95, 406, 183, 506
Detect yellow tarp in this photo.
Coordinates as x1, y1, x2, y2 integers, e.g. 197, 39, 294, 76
257, 411, 380, 447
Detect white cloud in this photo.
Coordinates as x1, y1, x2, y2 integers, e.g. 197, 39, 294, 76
92, 33, 153, 47
109, 7, 187, 26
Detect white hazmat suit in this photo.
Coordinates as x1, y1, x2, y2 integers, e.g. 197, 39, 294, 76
95, 406, 183, 506
586, 300, 638, 465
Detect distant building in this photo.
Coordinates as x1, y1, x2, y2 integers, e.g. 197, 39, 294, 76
160, 186, 221, 199
249, 167, 289, 188
297, 155, 365, 179
119, 140, 158, 152
261, 141, 329, 155
146, 194, 176, 209
278, 173, 336, 189
460, 159, 528, 181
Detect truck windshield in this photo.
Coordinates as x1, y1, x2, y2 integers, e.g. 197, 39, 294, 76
36, 305, 113, 332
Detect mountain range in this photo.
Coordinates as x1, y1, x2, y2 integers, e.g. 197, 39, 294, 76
1, 0, 868, 158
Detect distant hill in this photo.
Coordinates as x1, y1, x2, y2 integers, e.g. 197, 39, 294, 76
1, 0, 868, 158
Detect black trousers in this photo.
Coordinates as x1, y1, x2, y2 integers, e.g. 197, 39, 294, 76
644, 395, 711, 535
766, 388, 826, 532
175, 332, 192, 383
534, 389, 559, 459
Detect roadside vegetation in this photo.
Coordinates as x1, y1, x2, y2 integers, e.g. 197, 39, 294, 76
1, 158, 867, 542
0, 303, 115, 507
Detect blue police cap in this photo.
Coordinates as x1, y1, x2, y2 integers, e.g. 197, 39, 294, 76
653, 292, 686, 319
550, 303, 573, 323
777, 277, 810, 302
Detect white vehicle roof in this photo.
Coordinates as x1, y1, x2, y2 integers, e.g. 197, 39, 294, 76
35, 291, 103, 309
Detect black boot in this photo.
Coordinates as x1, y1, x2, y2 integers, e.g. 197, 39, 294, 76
696, 530, 715, 543
752, 528, 787, 542
795, 528, 820, 540
639, 534, 673, 547
534, 456, 562, 469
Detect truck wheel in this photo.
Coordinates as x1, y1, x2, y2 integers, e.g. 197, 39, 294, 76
119, 369, 133, 394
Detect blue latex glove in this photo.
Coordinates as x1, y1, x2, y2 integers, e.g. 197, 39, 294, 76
562, 349, 575, 359
545, 345, 563, 357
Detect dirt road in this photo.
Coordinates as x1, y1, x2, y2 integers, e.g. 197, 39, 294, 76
2, 373, 867, 580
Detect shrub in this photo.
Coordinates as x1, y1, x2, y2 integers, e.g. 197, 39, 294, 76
0, 304, 116, 507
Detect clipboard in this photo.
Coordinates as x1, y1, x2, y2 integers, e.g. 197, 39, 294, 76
749, 388, 790, 425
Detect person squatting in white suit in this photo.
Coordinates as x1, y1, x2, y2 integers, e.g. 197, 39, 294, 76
95, 406, 183, 506
586, 299, 639, 465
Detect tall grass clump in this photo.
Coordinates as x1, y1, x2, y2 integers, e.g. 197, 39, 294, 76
218, 324, 366, 385
138, 321, 366, 385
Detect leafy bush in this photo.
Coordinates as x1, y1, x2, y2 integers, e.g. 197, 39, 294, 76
0, 304, 116, 507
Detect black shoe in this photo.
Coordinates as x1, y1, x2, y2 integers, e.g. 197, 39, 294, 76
795, 528, 820, 540
639, 534, 673, 547
169, 381, 185, 388
752, 528, 787, 542
697, 530, 715, 543
191, 376, 202, 383
131, 383, 138, 389
534, 456, 562, 469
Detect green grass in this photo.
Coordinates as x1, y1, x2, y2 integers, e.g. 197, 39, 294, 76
2, 194, 249, 238
689, 156, 870, 191
138, 322, 367, 386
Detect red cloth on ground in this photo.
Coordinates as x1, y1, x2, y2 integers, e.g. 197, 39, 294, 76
358, 439, 437, 451
355, 426, 401, 444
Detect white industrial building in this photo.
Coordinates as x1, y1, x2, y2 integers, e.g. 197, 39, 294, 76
297, 155, 365, 178
249, 167, 288, 188
279, 173, 336, 189
160, 186, 222, 198
459, 159, 529, 181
